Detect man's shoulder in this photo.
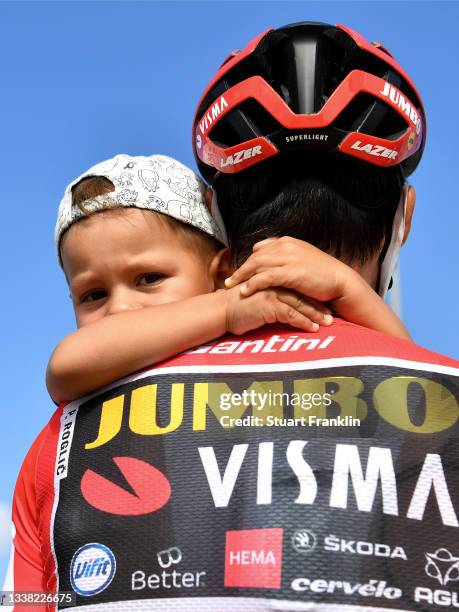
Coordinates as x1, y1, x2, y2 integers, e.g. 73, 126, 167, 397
151, 319, 458, 373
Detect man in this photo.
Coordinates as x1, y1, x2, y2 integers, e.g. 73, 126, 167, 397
5, 22, 458, 612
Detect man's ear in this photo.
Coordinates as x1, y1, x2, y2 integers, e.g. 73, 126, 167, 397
209, 248, 233, 289
402, 184, 416, 246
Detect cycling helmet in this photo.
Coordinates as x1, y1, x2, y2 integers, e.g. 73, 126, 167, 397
193, 22, 426, 185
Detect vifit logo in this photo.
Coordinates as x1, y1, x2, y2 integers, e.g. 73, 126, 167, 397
224, 528, 283, 589
70, 543, 116, 596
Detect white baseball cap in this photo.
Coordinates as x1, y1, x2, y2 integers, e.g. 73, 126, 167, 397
55, 153, 228, 261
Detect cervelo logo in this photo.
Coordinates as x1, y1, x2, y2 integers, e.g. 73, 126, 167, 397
221, 145, 262, 168
81, 456, 171, 516
199, 96, 229, 135
225, 528, 283, 588
291, 576, 402, 600
70, 543, 116, 596
380, 82, 422, 135
351, 141, 398, 160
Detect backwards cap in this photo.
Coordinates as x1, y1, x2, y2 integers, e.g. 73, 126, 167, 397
55, 154, 228, 261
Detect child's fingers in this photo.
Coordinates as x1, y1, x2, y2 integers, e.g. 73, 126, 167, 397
277, 291, 333, 326
252, 237, 280, 251
224, 256, 266, 288
275, 300, 322, 333
240, 273, 333, 325
225, 250, 289, 288
239, 269, 283, 296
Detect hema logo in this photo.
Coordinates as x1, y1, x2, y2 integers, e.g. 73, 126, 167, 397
224, 528, 283, 588
70, 543, 116, 596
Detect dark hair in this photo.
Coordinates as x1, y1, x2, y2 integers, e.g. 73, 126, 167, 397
215, 153, 403, 266
72, 176, 115, 211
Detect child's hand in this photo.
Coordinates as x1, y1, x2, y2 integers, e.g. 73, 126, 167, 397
225, 236, 353, 303
223, 284, 333, 336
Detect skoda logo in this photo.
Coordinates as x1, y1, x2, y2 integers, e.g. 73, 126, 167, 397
291, 529, 317, 554
70, 543, 116, 596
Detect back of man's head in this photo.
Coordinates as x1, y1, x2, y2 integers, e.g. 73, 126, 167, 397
215, 152, 402, 268
193, 22, 426, 292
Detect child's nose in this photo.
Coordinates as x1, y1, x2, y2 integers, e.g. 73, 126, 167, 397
107, 289, 143, 316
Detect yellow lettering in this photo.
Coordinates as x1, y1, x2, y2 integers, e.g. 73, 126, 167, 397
193, 381, 284, 429
85, 395, 125, 449
129, 383, 184, 435
374, 376, 458, 433
293, 377, 367, 421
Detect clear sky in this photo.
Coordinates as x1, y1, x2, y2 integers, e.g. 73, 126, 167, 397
0, 0, 458, 581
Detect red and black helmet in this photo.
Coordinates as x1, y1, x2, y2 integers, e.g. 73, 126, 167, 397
193, 22, 426, 185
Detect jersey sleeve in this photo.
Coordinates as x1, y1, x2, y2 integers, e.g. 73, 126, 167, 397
3, 423, 55, 611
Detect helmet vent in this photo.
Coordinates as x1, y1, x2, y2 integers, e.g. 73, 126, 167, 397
334, 93, 406, 139
209, 99, 281, 147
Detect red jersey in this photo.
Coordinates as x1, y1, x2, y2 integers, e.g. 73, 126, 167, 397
4, 320, 459, 611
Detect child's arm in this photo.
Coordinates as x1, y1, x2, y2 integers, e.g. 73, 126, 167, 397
225, 236, 411, 341
47, 285, 332, 403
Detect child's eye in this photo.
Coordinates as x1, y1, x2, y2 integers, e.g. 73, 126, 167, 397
137, 273, 163, 286
81, 289, 107, 303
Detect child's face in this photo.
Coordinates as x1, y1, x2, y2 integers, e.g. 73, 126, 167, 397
61, 208, 219, 328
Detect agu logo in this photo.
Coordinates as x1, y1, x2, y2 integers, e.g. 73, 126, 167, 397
70, 543, 116, 596
224, 528, 283, 589
425, 548, 459, 586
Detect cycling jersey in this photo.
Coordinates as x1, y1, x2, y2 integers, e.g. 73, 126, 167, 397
4, 319, 459, 611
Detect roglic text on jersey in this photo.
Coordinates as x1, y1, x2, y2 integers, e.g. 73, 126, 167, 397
6, 320, 459, 611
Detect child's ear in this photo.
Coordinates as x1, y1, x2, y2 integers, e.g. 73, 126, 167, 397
209, 248, 233, 289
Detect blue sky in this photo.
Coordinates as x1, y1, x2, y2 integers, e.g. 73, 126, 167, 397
0, 1, 458, 581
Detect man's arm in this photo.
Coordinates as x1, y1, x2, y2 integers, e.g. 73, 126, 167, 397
3, 426, 52, 611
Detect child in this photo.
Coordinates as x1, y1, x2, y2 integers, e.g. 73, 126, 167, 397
47, 153, 410, 403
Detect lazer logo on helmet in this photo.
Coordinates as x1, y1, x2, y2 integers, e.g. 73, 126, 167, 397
199, 95, 229, 135
380, 82, 422, 134
351, 141, 398, 160
220, 145, 263, 168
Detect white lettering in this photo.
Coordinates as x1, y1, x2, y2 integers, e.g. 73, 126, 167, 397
330, 445, 398, 515
287, 441, 317, 504
407, 453, 458, 527
351, 140, 398, 160
198, 444, 248, 507
221, 145, 263, 168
